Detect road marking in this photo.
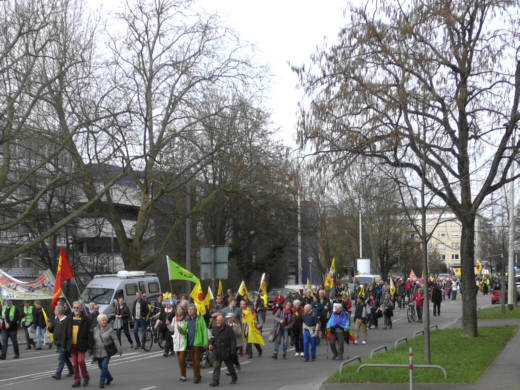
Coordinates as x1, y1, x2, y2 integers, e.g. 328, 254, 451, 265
0, 353, 58, 363
0, 351, 161, 386
139, 387, 157, 390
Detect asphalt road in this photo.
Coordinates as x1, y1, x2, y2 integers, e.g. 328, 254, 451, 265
0, 294, 491, 390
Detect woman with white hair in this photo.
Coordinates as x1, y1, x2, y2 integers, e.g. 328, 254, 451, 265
92, 314, 121, 388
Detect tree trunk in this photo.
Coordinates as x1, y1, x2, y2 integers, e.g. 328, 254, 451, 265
460, 217, 478, 337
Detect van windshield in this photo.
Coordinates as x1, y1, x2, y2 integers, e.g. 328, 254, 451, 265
81, 287, 114, 305
355, 276, 375, 285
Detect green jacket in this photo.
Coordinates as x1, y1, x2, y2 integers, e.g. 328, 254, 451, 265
180, 315, 208, 349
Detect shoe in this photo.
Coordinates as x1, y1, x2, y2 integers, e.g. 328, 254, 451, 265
272, 353, 277, 360
282, 354, 286, 360
36, 347, 42, 350
72, 382, 81, 388
26, 346, 31, 350
258, 350, 262, 357
13, 355, 19, 359
106, 378, 113, 385
67, 372, 74, 377
83, 377, 89, 386
304, 357, 309, 362
179, 377, 187, 382
311, 358, 316, 361
163, 352, 169, 357
331, 354, 337, 360
52, 374, 61, 380
362, 340, 366, 345
99, 386, 104, 389
209, 383, 219, 387
129, 344, 133, 349
194, 378, 201, 384
295, 352, 299, 357
230, 378, 237, 385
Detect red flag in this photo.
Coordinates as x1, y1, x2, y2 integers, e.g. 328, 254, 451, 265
52, 247, 75, 309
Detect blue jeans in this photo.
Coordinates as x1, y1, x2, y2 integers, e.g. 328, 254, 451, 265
36, 326, 44, 349
303, 330, 317, 360
96, 357, 113, 386
1, 329, 19, 358
133, 319, 146, 346
56, 346, 73, 375
274, 327, 288, 355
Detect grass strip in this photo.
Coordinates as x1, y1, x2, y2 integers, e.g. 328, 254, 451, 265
477, 306, 520, 319
327, 326, 517, 383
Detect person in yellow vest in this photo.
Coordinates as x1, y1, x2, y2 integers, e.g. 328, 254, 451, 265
1, 299, 21, 359
33, 301, 46, 350
22, 300, 36, 349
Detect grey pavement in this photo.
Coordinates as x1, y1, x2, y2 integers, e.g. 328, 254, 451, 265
0, 295, 514, 390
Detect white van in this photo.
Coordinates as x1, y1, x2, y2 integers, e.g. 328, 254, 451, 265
80, 270, 162, 314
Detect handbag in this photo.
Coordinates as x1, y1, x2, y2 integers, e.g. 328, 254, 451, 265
104, 339, 118, 357
376, 308, 383, 318
113, 317, 123, 330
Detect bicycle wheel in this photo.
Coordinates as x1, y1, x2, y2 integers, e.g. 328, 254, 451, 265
143, 328, 153, 352
407, 306, 413, 323
157, 331, 165, 349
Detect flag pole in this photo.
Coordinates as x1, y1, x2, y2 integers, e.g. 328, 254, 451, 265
166, 256, 173, 295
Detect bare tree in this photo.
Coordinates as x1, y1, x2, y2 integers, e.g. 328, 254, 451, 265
296, 0, 520, 337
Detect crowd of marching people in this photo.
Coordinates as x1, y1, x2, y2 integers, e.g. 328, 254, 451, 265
0, 273, 499, 388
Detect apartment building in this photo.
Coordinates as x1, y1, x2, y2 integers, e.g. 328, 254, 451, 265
407, 208, 484, 270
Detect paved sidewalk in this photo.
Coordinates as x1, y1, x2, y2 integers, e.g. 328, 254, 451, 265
320, 321, 520, 390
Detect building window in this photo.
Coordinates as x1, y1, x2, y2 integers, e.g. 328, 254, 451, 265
439, 232, 446, 238
452, 242, 460, 250
438, 243, 446, 250
440, 254, 446, 260
451, 253, 459, 260
409, 233, 416, 240
451, 231, 460, 237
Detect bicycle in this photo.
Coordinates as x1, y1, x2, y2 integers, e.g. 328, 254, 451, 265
142, 310, 166, 352
407, 302, 416, 323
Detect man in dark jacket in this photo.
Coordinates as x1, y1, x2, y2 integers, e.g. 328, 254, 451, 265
209, 314, 237, 387
432, 284, 443, 316
33, 300, 47, 350
70, 301, 92, 387
1, 299, 20, 359
132, 292, 149, 348
48, 305, 73, 379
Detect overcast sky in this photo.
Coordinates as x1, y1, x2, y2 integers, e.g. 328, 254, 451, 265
198, 0, 348, 148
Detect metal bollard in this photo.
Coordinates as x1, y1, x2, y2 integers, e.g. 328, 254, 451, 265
409, 347, 414, 390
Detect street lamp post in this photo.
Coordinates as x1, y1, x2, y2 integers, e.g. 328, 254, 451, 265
308, 257, 313, 284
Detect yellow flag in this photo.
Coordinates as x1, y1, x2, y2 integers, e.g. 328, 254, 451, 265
238, 280, 248, 297
190, 282, 207, 315
307, 278, 312, 291
242, 308, 265, 346
454, 267, 461, 277
389, 278, 396, 297
217, 280, 223, 296
476, 260, 482, 274
259, 273, 268, 306
359, 286, 365, 298
203, 287, 214, 309
331, 257, 336, 274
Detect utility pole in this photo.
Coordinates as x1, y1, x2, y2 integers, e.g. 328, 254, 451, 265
359, 209, 363, 258
508, 134, 515, 310
297, 193, 302, 284
186, 179, 192, 291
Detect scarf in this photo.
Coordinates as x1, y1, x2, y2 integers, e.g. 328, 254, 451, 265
327, 310, 349, 329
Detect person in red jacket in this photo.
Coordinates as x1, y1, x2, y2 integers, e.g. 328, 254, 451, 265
412, 288, 425, 323
272, 291, 285, 315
